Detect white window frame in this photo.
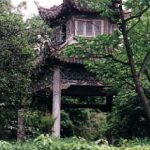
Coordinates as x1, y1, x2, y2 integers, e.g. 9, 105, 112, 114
75, 19, 104, 37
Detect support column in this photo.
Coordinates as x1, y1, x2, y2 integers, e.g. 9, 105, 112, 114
52, 67, 61, 138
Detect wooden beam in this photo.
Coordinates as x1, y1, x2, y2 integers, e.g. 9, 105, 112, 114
52, 67, 61, 138
61, 85, 116, 96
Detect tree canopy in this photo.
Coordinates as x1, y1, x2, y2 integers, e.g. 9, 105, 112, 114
0, 0, 35, 139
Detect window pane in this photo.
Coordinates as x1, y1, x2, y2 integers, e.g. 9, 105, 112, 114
94, 21, 101, 36
52, 26, 63, 44
77, 21, 84, 35
86, 21, 93, 36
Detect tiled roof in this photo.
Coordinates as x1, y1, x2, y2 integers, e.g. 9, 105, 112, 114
37, 0, 99, 24
64, 0, 96, 13
38, 4, 63, 22
37, 0, 129, 26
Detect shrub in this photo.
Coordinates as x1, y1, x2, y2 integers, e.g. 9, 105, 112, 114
0, 136, 150, 150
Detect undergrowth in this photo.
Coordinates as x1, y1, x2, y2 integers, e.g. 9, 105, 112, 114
0, 135, 150, 150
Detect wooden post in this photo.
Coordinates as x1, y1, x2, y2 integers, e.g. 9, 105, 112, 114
52, 67, 61, 138
17, 109, 25, 140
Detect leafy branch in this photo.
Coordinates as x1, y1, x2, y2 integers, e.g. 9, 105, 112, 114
125, 3, 150, 22
138, 51, 150, 79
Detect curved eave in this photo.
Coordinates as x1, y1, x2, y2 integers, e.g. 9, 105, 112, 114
37, 1, 100, 25
38, 4, 64, 23
37, 0, 124, 25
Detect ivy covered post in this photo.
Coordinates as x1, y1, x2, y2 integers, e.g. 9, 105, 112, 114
52, 67, 61, 138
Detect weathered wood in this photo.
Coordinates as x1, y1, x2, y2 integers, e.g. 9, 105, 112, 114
52, 67, 61, 138
17, 109, 25, 140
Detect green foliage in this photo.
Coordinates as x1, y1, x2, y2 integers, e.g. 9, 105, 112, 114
64, 0, 150, 140
79, 0, 114, 18
25, 110, 55, 137
40, 115, 54, 133
0, 0, 12, 13
61, 110, 74, 137
1, 137, 150, 150
118, 138, 150, 147
0, 1, 35, 139
62, 106, 104, 140
67, 0, 150, 89
64, 32, 131, 89
0, 141, 12, 150
26, 16, 52, 46
99, 91, 150, 140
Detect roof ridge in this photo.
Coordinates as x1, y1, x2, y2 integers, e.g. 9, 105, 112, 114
37, 0, 99, 25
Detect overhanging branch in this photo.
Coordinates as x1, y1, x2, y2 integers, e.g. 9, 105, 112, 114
127, 19, 141, 32
105, 55, 129, 66
138, 51, 150, 78
85, 54, 129, 66
125, 6, 150, 22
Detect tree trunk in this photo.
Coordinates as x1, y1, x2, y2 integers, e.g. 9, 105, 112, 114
52, 67, 61, 138
17, 109, 25, 140
119, 4, 150, 120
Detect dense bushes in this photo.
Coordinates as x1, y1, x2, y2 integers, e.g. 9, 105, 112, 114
100, 91, 150, 140
0, 135, 150, 150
